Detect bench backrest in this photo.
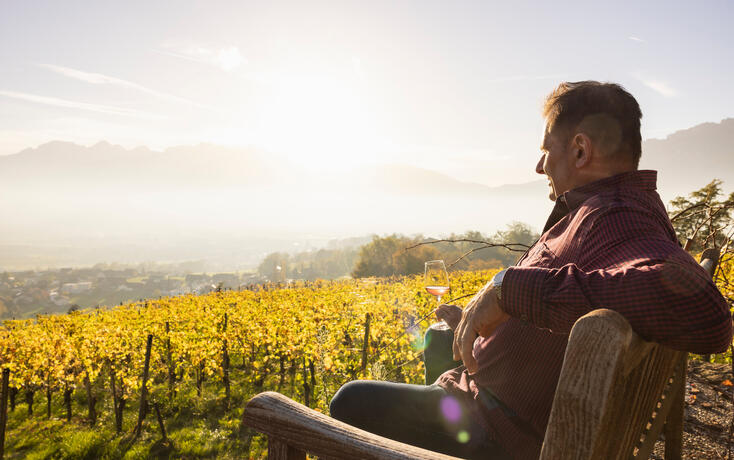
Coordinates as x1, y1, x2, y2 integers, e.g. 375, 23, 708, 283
540, 249, 718, 460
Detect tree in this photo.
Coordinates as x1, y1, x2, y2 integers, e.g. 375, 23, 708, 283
352, 235, 406, 278
669, 180, 734, 252
393, 244, 441, 276
258, 252, 290, 282
495, 222, 537, 248
351, 223, 539, 278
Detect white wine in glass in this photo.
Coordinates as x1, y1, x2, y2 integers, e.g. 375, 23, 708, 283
425, 260, 450, 304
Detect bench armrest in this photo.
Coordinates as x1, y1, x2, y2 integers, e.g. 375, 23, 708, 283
242, 391, 461, 459
540, 308, 685, 460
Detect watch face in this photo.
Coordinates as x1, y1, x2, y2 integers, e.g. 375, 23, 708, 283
493, 269, 506, 300
493, 269, 506, 287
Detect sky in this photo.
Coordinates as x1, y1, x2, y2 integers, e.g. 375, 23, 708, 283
1, 0, 733, 187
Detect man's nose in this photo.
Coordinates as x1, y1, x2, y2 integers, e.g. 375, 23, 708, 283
535, 155, 545, 175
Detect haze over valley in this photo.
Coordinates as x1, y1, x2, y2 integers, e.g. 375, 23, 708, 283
1, 117, 732, 271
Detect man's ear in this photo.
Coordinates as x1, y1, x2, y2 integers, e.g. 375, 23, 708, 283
571, 133, 592, 168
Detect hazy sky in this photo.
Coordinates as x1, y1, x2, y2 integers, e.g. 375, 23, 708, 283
1, 0, 732, 186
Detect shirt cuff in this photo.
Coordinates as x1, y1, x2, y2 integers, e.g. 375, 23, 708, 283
500, 266, 551, 326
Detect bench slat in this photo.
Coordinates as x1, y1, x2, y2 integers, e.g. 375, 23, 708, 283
242, 391, 461, 460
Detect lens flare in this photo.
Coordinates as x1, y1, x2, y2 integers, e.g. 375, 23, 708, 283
440, 395, 462, 423
457, 430, 470, 443
409, 326, 425, 351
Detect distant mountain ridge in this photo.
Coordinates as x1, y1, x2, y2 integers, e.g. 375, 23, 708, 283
640, 118, 734, 199
0, 117, 731, 270
0, 138, 546, 198
2, 117, 730, 198
0, 141, 270, 189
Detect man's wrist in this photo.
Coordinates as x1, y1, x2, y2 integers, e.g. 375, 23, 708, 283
490, 269, 507, 308
492, 269, 507, 302
501, 266, 551, 325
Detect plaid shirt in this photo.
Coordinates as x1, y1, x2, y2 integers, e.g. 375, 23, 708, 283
438, 170, 732, 460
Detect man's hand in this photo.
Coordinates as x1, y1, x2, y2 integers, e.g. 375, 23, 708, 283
435, 304, 462, 331
452, 284, 510, 373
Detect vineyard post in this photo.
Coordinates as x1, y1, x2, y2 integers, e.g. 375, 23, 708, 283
8, 388, 15, 413
109, 365, 121, 432
25, 389, 33, 416
153, 402, 167, 441
361, 313, 371, 376
222, 313, 230, 409
0, 368, 9, 459
134, 334, 153, 437
165, 322, 174, 401
83, 371, 96, 426
63, 385, 72, 422
302, 357, 310, 408
309, 359, 316, 404
196, 362, 204, 397
278, 354, 286, 391
46, 373, 51, 419
289, 359, 297, 399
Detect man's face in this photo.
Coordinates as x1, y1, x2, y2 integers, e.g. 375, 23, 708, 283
536, 124, 575, 201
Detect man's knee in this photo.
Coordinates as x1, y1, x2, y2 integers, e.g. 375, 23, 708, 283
424, 323, 459, 384
329, 380, 362, 424
424, 322, 454, 352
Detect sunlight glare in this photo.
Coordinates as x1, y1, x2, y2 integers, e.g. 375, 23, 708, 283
254, 71, 376, 170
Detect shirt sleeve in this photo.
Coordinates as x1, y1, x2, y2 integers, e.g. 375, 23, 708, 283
500, 207, 732, 354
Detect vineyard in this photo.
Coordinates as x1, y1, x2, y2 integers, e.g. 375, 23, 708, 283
0, 254, 731, 460
0, 269, 499, 459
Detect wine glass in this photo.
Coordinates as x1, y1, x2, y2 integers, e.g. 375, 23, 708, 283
425, 260, 450, 304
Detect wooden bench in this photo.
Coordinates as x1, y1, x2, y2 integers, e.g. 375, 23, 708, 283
242, 250, 720, 459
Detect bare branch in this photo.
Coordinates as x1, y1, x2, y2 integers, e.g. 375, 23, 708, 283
448, 246, 497, 269
718, 264, 731, 288
404, 238, 529, 253
373, 291, 476, 357
670, 202, 710, 222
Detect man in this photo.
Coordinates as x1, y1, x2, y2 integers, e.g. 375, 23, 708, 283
330, 81, 732, 460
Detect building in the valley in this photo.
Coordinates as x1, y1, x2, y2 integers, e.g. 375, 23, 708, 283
61, 282, 93, 294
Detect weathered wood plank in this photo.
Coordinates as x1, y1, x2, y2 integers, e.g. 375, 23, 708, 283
539, 309, 633, 460
663, 358, 686, 460
268, 437, 306, 460
242, 392, 460, 460
633, 354, 685, 459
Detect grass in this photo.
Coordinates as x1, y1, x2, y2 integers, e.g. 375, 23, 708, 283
1, 369, 269, 459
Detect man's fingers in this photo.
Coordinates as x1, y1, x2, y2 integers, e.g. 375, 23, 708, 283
460, 327, 477, 373
435, 305, 461, 331
452, 318, 464, 361
454, 312, 477, 373
463, 340, 477, 374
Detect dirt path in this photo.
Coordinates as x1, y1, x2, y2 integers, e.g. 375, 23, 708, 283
651, 360, 734, 459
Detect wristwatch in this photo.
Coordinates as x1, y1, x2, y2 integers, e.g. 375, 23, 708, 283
492, 269, 507, 301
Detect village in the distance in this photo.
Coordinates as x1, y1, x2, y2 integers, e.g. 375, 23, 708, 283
0, 264, 259, 319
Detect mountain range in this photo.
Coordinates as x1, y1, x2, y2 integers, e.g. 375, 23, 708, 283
639, 118, 734, 199
0, 118, 732, 270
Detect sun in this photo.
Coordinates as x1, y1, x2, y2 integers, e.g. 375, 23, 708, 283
253, 71, 377, 170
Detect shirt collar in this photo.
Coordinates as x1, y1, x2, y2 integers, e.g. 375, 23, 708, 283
542, 170, 658, 233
